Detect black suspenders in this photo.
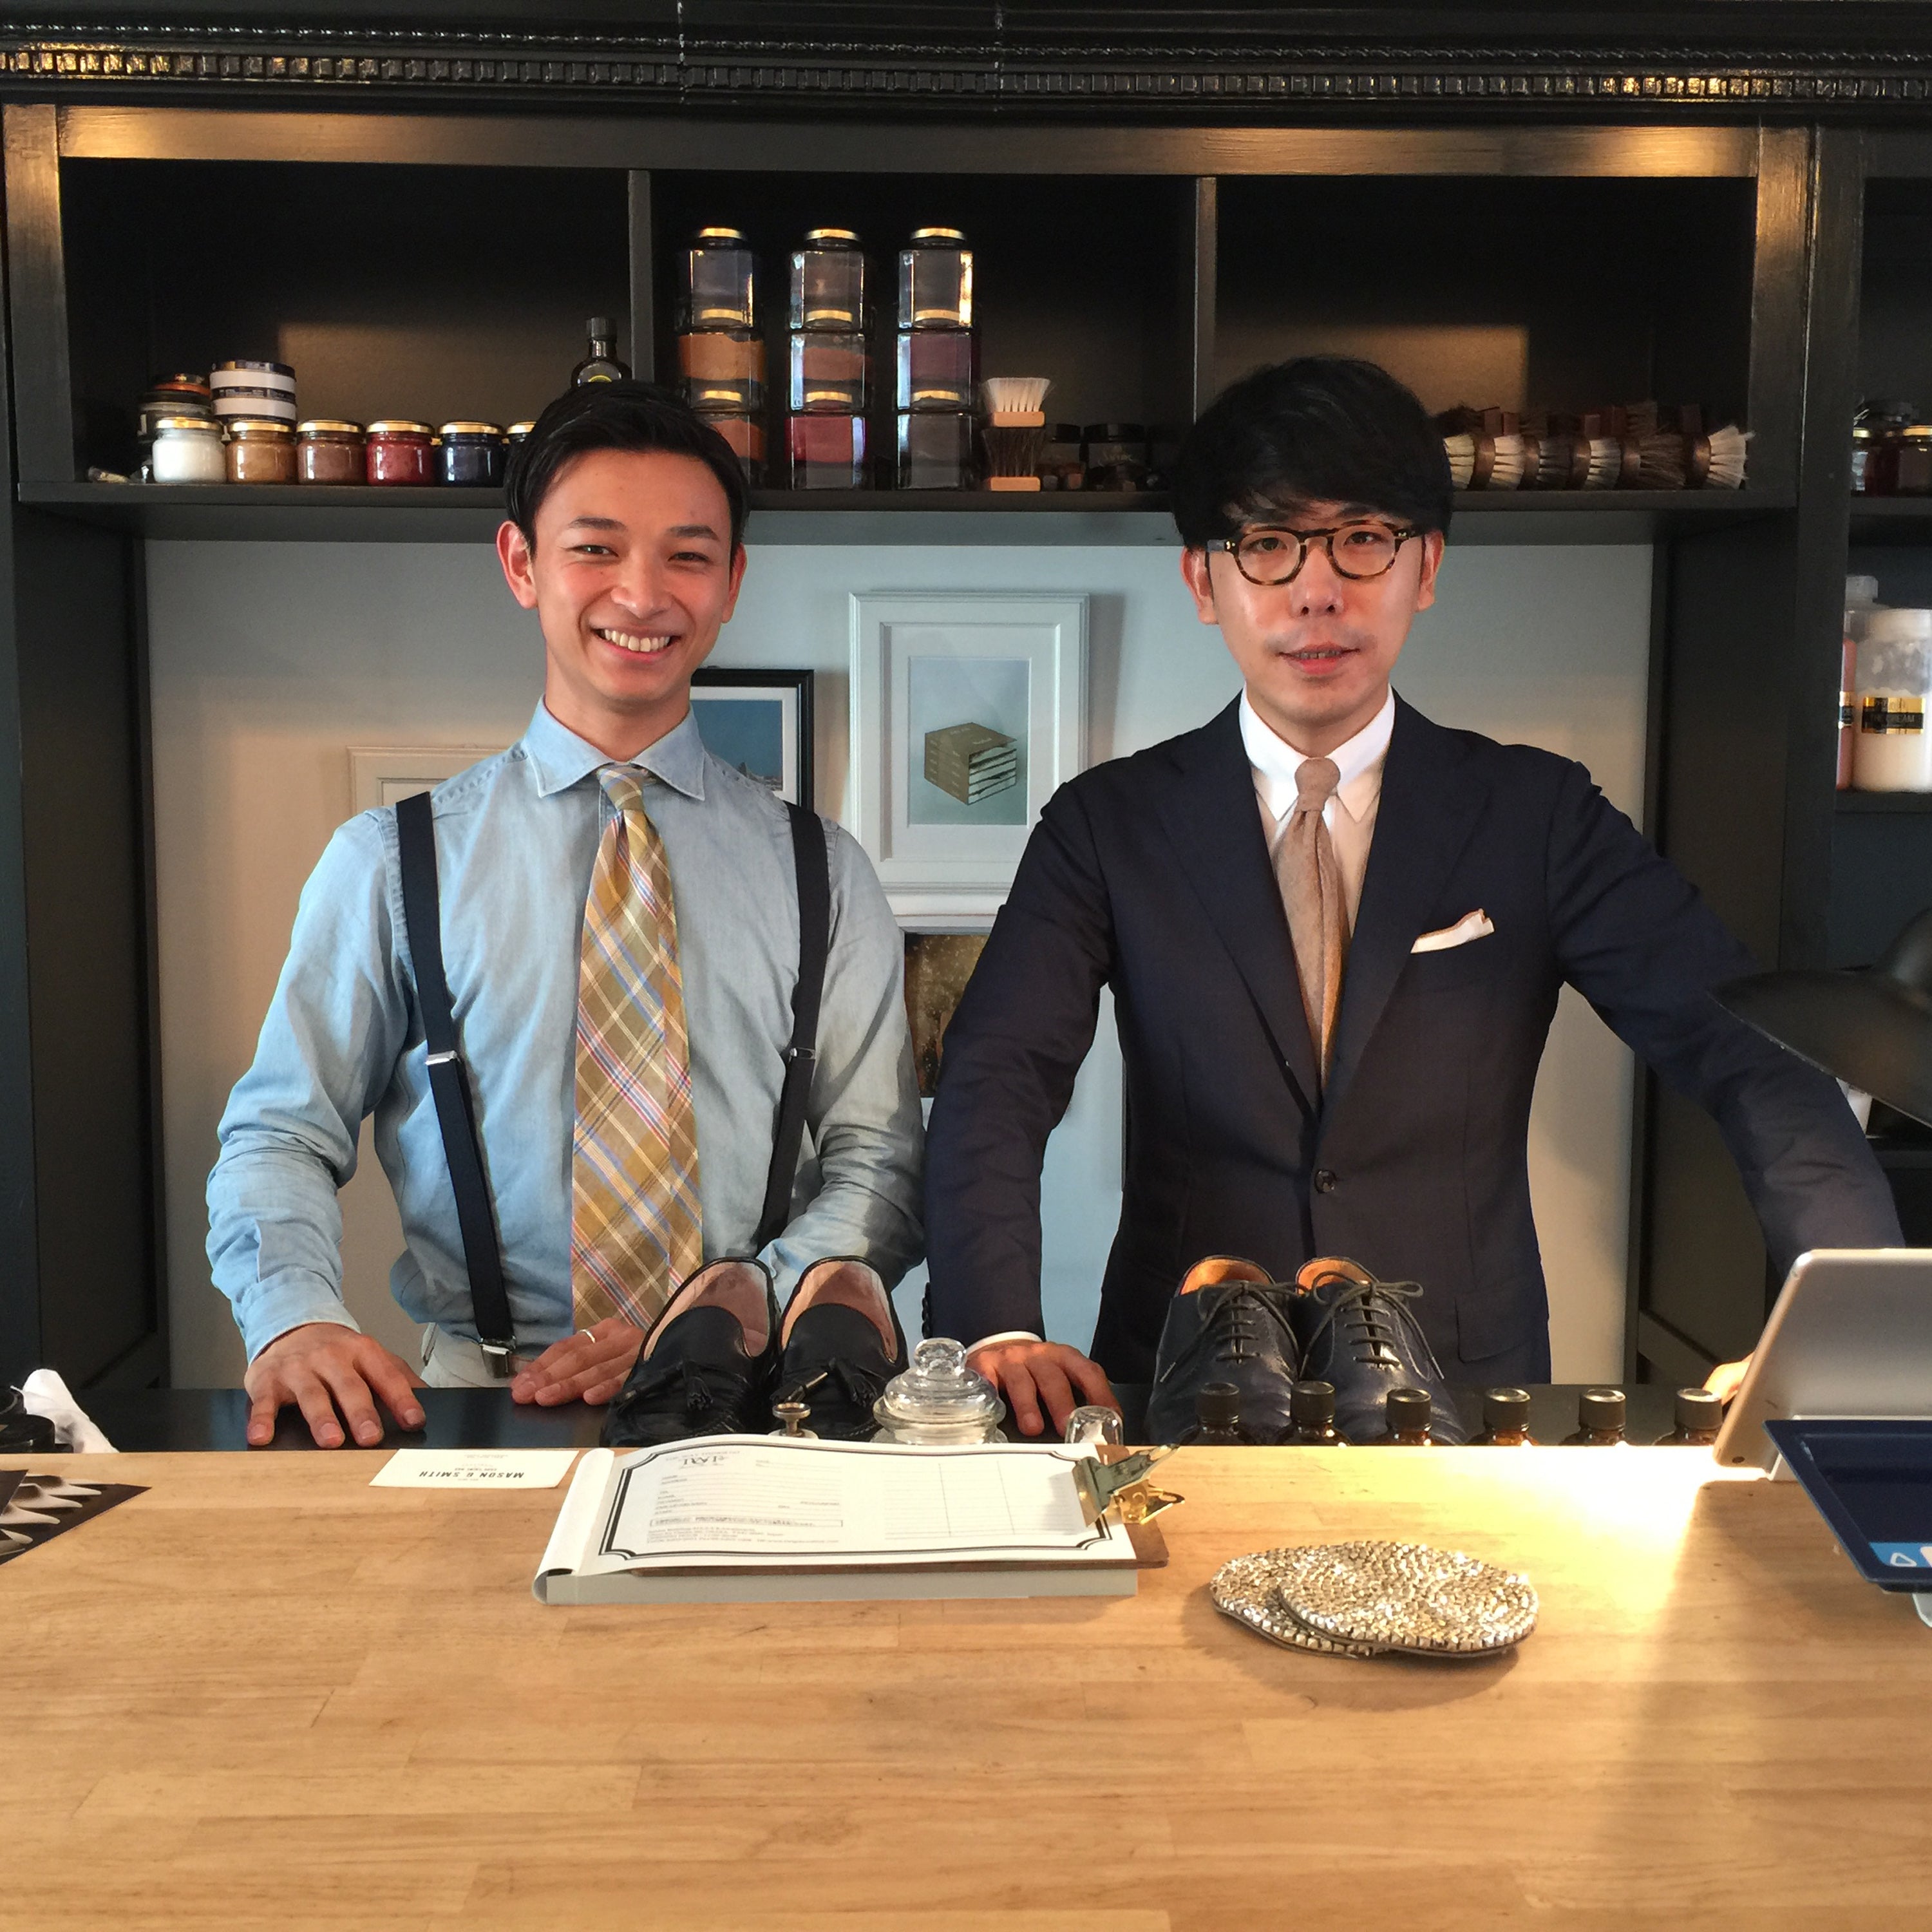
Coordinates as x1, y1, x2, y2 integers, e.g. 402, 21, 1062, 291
393, 788, 831, 1368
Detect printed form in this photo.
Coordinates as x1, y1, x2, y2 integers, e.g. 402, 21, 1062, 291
590, 1437, 1113, 1571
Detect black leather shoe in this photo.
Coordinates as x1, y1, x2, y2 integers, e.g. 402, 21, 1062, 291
774, 1257, 907, 1440
1288, 1257, 1469, 1444
1144, 1257, 1302, 1444
601, 1259, 781, 1447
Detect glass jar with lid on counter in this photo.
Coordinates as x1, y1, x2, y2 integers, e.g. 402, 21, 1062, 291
366, 421, 436, 486
1855, 401, 1915, 495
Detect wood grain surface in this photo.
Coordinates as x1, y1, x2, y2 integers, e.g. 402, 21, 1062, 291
3, 1446, 1927, 1930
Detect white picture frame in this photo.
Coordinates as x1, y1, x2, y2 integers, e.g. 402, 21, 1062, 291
849, 591, 1088, 927
348, 746, 502, 814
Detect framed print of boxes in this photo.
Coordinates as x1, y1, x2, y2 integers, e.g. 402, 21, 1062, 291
848, 591, 1088, 927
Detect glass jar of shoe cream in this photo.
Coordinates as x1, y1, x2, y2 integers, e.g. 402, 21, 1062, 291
872, 1338, 1006, 1444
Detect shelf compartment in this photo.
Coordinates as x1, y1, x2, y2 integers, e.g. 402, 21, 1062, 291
1215, 173, 1760, 457
54, 158, 631, 482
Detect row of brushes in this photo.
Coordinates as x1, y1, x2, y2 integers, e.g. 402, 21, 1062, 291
1438, 404, 1750, 492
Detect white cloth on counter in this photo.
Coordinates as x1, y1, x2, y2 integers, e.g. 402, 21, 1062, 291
19, 1368, 117, 1453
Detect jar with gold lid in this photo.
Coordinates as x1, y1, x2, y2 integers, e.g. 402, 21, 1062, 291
1897, 424, 1932, 497
295, 421, 365, 485
149, 414, 225, 484
224, 417, 296, 484
366, 421, 435, 486
438, 422, 506, 487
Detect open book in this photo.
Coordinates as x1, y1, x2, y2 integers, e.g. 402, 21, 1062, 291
534, 1436, 1144, 1604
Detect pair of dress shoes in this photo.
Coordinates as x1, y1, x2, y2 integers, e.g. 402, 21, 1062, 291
1144, 1255, 1468, 1445
601, 1255, 907, 1447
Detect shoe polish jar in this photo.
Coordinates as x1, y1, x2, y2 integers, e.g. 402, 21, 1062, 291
223, 417, 296, 484
872, 1338, 1006, 1444
149, 414, 226, 484
1853, 606, 1932, 792
366, 421, 436, 486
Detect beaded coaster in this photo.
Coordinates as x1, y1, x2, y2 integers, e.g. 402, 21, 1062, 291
1208, 1550, 1383, 1658
1276, 1540, 1539, 1656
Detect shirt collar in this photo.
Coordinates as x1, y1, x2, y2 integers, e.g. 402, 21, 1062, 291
520, 700, 709, 803
1239, 687, 1395, 824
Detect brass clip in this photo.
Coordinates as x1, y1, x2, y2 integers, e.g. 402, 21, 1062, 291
1071, 1446, 1183, 1527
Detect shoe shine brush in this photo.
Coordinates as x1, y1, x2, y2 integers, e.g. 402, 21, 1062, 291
978, 377, 1050, 491
1437, 407, 1524, 492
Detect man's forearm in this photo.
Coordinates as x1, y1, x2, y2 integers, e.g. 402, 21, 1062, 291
207, 1139, 360, 1359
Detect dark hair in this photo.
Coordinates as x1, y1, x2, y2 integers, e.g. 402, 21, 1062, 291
1172, 356, 1452, 549
504, 381, 750, 553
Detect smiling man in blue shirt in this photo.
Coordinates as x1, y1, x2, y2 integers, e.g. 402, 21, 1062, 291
209, 384, 923, 1447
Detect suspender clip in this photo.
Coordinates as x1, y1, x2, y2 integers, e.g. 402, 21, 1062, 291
478, 1340, 518, 1379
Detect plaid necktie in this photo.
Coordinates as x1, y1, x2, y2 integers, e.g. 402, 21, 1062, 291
571, 765, 704, 1329
1274, 755, 1350, 1087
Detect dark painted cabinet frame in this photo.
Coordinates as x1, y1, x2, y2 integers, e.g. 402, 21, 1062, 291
3, 11, 1929, 1388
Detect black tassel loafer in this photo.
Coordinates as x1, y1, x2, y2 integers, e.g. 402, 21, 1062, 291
601, 1258, 782, 1448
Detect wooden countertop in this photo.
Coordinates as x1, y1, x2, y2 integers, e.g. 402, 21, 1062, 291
4, 1446, 1927, 1929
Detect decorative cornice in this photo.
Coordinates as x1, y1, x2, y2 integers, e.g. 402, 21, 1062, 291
8, 21, 1932, 113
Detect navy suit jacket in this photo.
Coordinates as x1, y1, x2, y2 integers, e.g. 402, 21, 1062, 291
924, 695, 1901, 1381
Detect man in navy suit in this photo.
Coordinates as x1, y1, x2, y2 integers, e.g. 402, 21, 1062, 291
924, 357, 1900, 1435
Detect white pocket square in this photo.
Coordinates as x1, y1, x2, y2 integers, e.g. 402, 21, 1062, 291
1411, 910, 1495, 954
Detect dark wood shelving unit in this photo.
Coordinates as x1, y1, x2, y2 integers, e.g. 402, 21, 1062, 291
1835, 790, 1932, 813
17, 480, 1785, 547
0, 19, 1904, 1395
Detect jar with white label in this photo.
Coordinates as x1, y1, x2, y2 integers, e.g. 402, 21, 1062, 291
1853, 605, 1932, 791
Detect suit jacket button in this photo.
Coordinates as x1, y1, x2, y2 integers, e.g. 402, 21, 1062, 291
1313, 1168, 1338, 1194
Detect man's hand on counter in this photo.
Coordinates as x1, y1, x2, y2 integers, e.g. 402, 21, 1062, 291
510, 1318, 645, 1408
967, 1340, 1119, 1438
1704, 1354, 1752, 1403
243, 1323, 426, 1448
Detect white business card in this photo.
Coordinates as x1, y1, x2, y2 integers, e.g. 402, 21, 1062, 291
371, 1449, 581, 1490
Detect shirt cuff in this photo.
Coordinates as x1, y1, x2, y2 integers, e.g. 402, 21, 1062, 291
965, 1331, 1043, 1354
240, 1276, 362, 1363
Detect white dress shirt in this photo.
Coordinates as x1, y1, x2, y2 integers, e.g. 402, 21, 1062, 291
1239, 687, 1395, 927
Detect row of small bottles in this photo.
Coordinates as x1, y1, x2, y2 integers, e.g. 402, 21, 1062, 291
1182, 1381, 1725, 1446
677, 224, 978, 488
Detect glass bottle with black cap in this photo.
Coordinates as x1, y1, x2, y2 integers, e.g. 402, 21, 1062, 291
1563, 1388, 1630, 1445
1476, 1387, 1537, 1446
1381, 1386, 1435, 1446
1181, 1381, 1251, 1445
1656, 1387, 1723, 1446
1287, 1379, 1347, 1445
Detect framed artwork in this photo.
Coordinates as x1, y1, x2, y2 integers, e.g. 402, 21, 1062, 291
690, 668, 815, 807
849, 591, 1088, 925
348, 745, 502, 813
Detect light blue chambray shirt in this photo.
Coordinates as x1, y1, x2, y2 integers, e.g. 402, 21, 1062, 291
208, 701, 924, 1361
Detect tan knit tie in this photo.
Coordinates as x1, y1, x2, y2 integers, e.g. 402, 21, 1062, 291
570, 766, 705, 1331
1274, 756, 1350, 1086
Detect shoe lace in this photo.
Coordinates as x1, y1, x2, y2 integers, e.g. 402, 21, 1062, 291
1300, 1270, 1442, 1376
1155, 1283, 1289, 1387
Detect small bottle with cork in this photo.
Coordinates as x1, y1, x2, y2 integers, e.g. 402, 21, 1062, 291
1475, 1386, 1537, 1446
1562, 1387, 1629, 1445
